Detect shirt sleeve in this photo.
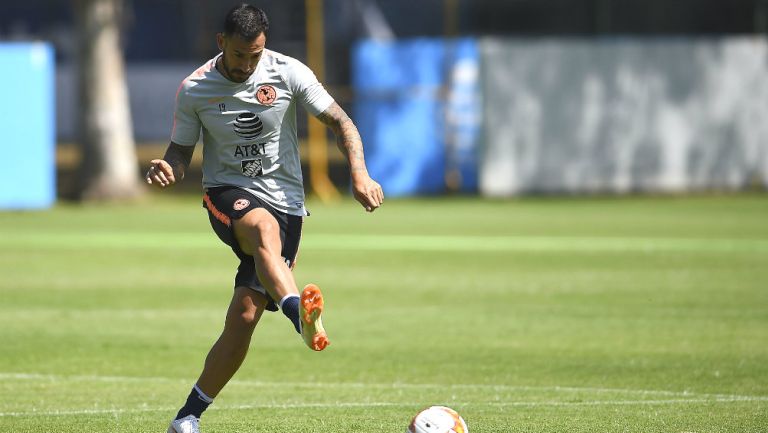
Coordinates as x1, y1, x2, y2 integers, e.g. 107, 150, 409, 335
170, 80, 201, 146
286, 59, 335, 117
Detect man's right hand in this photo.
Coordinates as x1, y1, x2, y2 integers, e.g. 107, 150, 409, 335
145, 159, 176, 188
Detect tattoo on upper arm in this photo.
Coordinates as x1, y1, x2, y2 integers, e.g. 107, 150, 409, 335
316, 103, 367, 173
315, 103, 347, 133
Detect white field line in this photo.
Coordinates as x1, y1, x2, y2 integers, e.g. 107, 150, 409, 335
1, 372, 766, 418
2, 372, 767, 408
0, 397, 764, 418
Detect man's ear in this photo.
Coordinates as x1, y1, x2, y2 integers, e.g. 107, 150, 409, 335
216, 33, 225, 51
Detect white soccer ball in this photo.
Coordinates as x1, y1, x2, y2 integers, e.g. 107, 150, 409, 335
407, 406, 468, 433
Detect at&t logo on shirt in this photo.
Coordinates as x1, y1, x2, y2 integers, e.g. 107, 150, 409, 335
234, 112, 263, 139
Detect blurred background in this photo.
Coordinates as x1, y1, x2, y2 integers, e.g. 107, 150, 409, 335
1, 0, 767, 207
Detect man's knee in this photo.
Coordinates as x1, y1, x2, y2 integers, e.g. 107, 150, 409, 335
226, 288, 267, 330
238, 304, 260, 327
233, 209, 279, 255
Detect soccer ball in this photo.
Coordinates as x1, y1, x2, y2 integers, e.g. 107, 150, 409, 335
407, 406, 468, 433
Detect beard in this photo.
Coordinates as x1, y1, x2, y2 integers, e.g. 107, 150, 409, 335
220, 57, 251, 83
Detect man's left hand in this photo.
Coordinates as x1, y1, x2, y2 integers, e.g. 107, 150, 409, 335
352, 174, 384, 212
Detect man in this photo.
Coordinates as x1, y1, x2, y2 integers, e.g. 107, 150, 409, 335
145, 4, 383, 433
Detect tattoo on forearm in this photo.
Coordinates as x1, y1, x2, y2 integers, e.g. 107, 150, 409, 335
317, 103, 367, 174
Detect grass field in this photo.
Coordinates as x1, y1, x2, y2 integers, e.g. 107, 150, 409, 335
1, 193, 767, 432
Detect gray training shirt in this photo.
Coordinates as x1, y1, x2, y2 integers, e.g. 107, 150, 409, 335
171, 49, 335, 216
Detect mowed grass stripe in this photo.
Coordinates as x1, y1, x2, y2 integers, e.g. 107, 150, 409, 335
1, 398, 763, 418
3, 373, 767, 402
2, 232, 767, 253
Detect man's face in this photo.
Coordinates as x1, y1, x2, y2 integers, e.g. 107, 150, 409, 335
217, 32, 266, 83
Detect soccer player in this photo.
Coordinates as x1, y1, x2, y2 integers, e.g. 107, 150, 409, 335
145, 4, 383, 433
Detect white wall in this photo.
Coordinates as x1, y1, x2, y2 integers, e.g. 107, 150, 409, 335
480, 37, 768, 195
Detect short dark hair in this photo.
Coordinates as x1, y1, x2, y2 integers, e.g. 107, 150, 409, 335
223, 4, 269, 40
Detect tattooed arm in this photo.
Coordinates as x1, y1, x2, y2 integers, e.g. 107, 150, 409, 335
145, 142, 195, 188
316, 102, 384, 212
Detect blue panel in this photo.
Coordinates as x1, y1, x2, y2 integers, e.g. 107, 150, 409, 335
0, 43, 55, 209
352, 38, 480, 196
353, 39, 446, 196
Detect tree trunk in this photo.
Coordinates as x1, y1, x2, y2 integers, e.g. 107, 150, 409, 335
74, 0, 142, 201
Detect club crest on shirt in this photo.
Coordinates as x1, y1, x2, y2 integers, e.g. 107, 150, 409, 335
233, 198, 250, 211
255, 84, 276, 105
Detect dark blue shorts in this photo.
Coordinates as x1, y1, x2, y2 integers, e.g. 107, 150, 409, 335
202, 186, 303, 312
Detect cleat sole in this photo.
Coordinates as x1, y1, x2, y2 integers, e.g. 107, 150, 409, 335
300, 284, 330, 351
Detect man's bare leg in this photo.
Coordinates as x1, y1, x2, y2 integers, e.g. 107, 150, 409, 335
233, 208, 298, 301
195, 286, 268, 397
169, 287, 267, 431
233, 208, 329, 350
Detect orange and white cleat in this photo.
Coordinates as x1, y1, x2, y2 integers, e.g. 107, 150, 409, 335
300, 284, 330, 351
